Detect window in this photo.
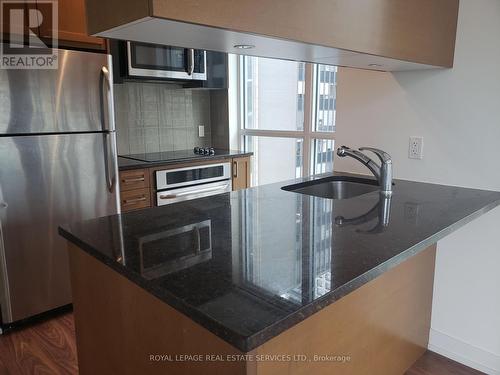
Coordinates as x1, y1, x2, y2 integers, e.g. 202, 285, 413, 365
244, 136, 303, 186
239, 56, 337, 186
314, 65, 337, 133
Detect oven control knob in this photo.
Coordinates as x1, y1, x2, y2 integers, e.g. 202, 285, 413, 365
194, 147, 200, 154
209, 148, 215, 155
203, 147, 210, 155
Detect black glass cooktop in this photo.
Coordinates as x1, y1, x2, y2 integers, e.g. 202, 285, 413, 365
120, 149, 245, 163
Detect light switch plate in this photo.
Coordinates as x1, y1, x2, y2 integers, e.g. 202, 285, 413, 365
198, 125, 205, 137
408, 136, 423, 159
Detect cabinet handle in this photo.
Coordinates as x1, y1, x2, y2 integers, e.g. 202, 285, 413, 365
233, 161, 238, 178
122, 177, 145, 183
123, 196, 147, 205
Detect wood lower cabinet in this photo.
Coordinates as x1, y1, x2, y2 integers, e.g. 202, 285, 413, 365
67, 243, 436, 375
232, 156, 251, 191
119, 157, 251, 212
120, 168, 150, 191
119, 168, 151, 213
120, 188, 151, 212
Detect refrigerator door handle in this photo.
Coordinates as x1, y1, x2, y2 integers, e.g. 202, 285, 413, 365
0, 199, 13, 323
99, 66, 114, 132
100, 63, 118, 193
103, 132, 117, 193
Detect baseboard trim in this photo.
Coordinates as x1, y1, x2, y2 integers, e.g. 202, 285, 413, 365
429, 329, 500, 375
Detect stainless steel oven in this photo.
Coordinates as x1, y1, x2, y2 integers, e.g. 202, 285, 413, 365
156, 163, 232, 206
126, 41, 207, 80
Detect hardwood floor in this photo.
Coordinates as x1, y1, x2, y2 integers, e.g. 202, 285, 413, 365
0, 313, 78, 375
405, 350, 485, 375
0, 313, 484, 375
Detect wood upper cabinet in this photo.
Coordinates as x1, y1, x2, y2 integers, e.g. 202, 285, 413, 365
85, 0, 459, 71
232, 157, 251, 191
0, 2, 36, 42
37, 0, 106, 50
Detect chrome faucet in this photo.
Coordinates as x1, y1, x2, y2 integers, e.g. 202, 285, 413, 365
336, 146, 393, 196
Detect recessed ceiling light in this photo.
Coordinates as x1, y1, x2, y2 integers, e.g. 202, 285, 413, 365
234, 44, 255, 50
368, 63, 382, 67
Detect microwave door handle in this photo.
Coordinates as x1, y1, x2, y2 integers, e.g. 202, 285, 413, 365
187, 49, 195, 76
159, 183, 230, 200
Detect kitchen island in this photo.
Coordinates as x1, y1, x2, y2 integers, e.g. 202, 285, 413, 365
59, 174, 500, 375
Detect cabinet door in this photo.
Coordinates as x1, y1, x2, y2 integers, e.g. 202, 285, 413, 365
37, 0, 106, 51
0, 2, 38, 44
183, 51, 228, 89
232, 157, 251, 191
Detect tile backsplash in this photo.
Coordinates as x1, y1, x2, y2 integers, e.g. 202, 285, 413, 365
114, 82, 215, 155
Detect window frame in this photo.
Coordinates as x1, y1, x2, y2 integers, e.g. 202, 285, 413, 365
237, 57, 337, 179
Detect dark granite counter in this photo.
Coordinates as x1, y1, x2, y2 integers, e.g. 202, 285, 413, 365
58, 174, 500, 352
118, 149, 253, 170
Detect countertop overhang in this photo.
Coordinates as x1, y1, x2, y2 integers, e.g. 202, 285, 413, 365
59, 173, 500, 352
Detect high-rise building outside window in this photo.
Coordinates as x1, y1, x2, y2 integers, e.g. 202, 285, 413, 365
239, 56, 337, 186
238, 57, 337, 303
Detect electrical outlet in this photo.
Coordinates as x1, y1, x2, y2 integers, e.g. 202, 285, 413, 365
404, 202, 420, 224
408, 136, 423, 159
198, 125, 205, 137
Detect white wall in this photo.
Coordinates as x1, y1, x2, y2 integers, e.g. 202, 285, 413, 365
334, 0, 500, 373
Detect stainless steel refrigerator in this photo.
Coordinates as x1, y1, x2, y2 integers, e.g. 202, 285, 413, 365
0, 48, 120, 326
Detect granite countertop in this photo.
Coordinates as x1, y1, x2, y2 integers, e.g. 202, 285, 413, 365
58, 173, 500, 352
118, 149, 253, 170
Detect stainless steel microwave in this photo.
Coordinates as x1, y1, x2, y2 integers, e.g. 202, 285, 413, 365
126, 41, 207, 80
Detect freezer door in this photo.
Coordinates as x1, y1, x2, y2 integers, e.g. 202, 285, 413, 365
0, 132, 119, 323
0, 49, 114, 134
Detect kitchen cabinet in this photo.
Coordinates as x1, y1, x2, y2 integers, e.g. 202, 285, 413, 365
120, 168, 150, 191
184, 51, 228, 89
232, 157, 251, 191
120, 188, 151, 212
85, 0, 459, 71
37, 0, 106, 51
0, 0, 105, 51
0, 2, 34, 43
109, 41, 227, 87
119, 169, 152, 212
119, 156, 251, 211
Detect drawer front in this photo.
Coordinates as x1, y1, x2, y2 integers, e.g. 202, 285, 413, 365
120, 169, 150, 191
120, 188, 151, 212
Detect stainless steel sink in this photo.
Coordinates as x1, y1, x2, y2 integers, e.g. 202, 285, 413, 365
282, 176, 380, 200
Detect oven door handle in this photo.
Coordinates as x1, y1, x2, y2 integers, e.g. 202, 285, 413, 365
187, 48, 195, 76
159, 183, 230, 200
